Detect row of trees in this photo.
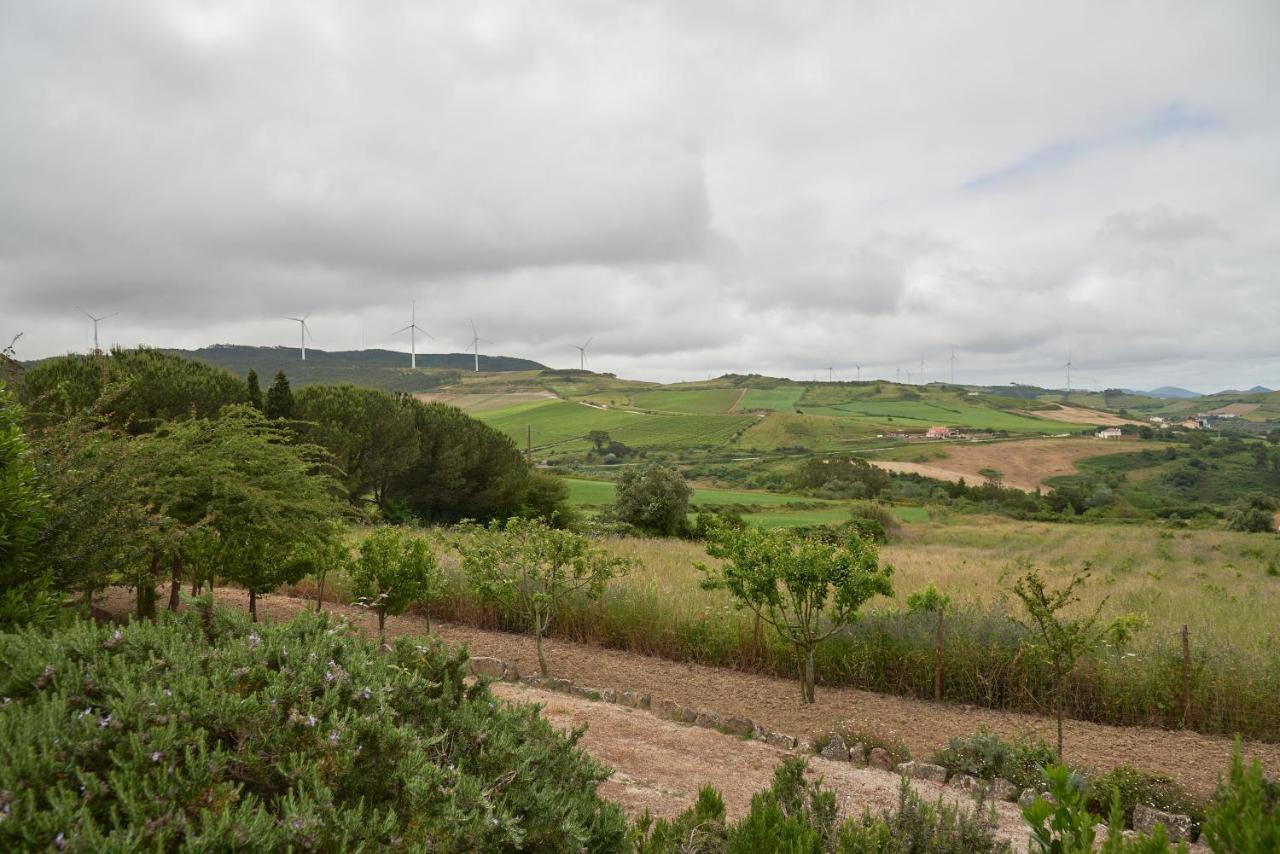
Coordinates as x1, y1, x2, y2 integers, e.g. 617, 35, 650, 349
2, 348, 572, 625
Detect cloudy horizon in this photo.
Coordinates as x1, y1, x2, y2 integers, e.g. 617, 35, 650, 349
2, 1, 1278, 392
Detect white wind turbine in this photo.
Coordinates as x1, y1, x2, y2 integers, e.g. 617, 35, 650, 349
76, 306, 119, 355
854, 363, 861, 382
284, 313, 312, 360
1064, 347, 1073, 393
393, 301, 432, 369
572, 337, 593, 371
469, 320, 490, 373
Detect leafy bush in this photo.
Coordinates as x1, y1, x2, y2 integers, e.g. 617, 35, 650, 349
1200, 744, 1280, 853
0, 606, 627, 851
614, 462, 692, 536
636, 759, 1008, 853
932, 729, 1056, 790
838, 777, 1010, 853
1085, 765, 1201, 830
816, 724, 911, 767
1023, 764, 1182, 853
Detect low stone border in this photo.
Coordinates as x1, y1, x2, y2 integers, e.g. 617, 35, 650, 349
470, 657, 1197, 842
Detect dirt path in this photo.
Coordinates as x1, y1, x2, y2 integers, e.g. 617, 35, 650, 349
99, 588, 1280, 802
493, 683, 1033, 851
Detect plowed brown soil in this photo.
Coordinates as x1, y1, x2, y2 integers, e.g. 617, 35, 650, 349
98, 587, 1279, 806
870, 437, 1156, 490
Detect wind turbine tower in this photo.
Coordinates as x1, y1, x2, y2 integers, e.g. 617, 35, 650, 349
950, 350, 956, 385
76, 306, 118, 355
572, 337, 593, 371
469, 320, 490, 373
284, 313, 312, 360
854, 364, 861, 382
919, 358, 926, 385
827, 366, 833, 383
1065, 348, 1073, 393
393, 301, 432, 369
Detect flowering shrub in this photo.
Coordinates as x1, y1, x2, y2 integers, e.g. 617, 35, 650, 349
0, 603, 627, 850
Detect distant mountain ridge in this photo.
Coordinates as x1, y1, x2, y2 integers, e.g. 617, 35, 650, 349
1139, 386, 1202, 399
176, 344, 546, 374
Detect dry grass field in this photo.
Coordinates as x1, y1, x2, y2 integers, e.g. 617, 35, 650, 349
867, 437, 1156, 490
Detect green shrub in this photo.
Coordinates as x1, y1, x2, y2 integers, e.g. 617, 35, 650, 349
727, 757, 837, 853
1085, 765, 1201, 831
838, 777, 1010, 853
1201, 743, 1280, 853
1023, 764, 1183, 853
815, 724, 911, 767
932, 729, 1056, 790
630, 785, 727, 853
0, 605, 627, 851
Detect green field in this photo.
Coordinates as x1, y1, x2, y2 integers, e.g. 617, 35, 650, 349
628, 388, 742, 415
799, 397, 1081, 433
561, 477, 925, 528
735, 386, 806, 412
477, 400, 754, 452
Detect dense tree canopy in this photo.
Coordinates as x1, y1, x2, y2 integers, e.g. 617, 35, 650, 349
18, 348, 244, 433
614, 462, 691, 536
387, 402, 533, 523
293, 384, 418, 506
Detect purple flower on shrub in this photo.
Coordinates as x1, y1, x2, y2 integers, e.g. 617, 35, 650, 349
151, 751, 164, 763
306, 714, 317, 727
328, 731, 339, 746
247, 632, 261, 649
98, 714, 111, 728
54, 832, 66, 849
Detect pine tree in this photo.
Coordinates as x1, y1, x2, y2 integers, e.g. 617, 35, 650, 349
245, 368, 264, 410
264, 370, 294, 419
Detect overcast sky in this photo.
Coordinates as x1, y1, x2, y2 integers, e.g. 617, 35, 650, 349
2, 1, 1277, 391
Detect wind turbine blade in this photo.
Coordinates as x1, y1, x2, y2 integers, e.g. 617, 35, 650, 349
392, 325, 412, 335
102, 312, 120, 321
583, 337, 594, 349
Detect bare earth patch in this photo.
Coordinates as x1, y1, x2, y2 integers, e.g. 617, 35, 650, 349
97, 587, 1280, 804
1038, 405, 1140, 426
870, 438, 1154, 491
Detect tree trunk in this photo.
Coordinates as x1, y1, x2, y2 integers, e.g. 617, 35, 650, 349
315, 572, 327, 613
190, 576, 200, 596
1054, 664, 1064, 759
138, 554, 160, 619
167, 553, 183, 611
752, 612, 762, 665
535, 626, 549, 677
424, 606, 431, 634
934, 610, 944, 702
249, 588, 258, 622
801, 645, 816, 704
378, 610, 386, 646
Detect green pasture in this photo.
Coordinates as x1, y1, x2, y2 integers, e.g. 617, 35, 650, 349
629, 388, 742, 415
560, 477, 926, 528
477, 400, 754, 452
734, 386, 806, 412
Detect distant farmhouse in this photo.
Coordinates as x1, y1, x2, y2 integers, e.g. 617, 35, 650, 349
925, 425, 952, 439
1095, 427, 1123, 439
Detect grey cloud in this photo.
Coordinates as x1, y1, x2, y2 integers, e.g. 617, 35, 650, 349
2, 0, 1278, 389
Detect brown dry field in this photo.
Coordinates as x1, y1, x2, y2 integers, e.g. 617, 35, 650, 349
98, 587, 1280, 805
1037, 405, 1139, 426
870, 437, 1151, 491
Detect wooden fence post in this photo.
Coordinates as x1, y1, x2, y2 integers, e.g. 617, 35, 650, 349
1181, 625, 1191, 727
934, 610, 944, 702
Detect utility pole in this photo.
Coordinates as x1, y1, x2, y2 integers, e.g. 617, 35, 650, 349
526, 425, 533, 465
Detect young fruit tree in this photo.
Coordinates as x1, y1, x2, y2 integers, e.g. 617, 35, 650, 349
457, 517, 630, 677
907, 583, 952, 702
697, 522, 893, 703
351, 526, 440, 643
1010, 564, 1145, 759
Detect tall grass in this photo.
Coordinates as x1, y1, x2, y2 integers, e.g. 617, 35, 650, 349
297, 517, 1280, 741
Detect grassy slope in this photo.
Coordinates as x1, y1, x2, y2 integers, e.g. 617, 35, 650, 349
560, 477, 923, 527
735, 387, 807, 412
477, 400, 755, 452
